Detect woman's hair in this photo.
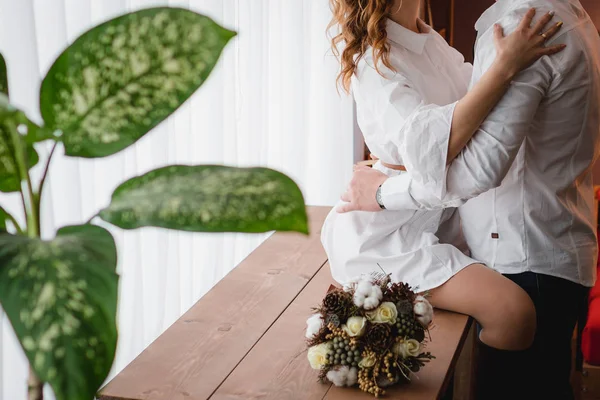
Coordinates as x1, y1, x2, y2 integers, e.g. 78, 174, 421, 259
329, 0, 395, 92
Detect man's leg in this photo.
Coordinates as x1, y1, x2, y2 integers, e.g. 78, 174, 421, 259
504, 272, 590, 400
473, 272, 537, 400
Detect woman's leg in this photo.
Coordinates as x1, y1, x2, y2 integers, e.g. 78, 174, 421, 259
427, 263, 536, 350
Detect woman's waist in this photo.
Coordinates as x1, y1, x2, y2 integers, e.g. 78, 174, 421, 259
355, 156, 407, 176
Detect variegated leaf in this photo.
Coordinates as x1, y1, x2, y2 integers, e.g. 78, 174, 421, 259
99, 165, 309, 234
0, 95, 40, 192
0, 225, 118, 400
0, 52, 8, 97
40, 7, 236, 158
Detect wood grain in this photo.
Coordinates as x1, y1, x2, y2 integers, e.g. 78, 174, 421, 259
209, 264, 334, 400
324, 310, 472, 400
453, 323, 476, 400
99, 206, 331, 400
582, 362, 600, 400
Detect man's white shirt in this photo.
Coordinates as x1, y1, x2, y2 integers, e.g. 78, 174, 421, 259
380, 0, 600, 287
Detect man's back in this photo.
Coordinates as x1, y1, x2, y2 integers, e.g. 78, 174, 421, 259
458, 0, 600, 287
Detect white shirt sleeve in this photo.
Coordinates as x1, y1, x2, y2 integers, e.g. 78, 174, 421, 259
381, 62, 552, 210
356, 63, 457, 199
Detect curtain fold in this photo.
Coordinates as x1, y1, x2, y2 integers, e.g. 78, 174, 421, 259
0, 1, 354, 398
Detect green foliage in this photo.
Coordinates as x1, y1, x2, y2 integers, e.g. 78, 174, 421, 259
0, 205, 10, 232
0, 7, 308, 399
0, 225, 118, 400
0, 52, 8, 97
40, 8, 235, 158
100, 165, 308, 234
0, 95, 39, 192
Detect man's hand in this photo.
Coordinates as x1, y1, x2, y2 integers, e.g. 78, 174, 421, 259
337, 166, 389, 213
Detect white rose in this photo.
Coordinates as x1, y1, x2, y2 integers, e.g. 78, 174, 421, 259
366, 302, 398, 324
359, 353, 377, 368
305, 314, 324, 339
393, 339, 421, 358
342, 316, 367, 337
413, 295, 434, 327
308, 342, 332, 370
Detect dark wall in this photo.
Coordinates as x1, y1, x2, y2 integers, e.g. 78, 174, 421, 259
453, 0, 494, 62
581, 0, 600, 26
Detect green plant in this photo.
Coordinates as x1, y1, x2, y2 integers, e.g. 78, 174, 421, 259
0, 7, 308, 400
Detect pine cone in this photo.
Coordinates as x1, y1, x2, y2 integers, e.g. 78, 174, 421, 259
366, 323, 393, 351
323, 290, 352, 317
387, 282, 417, 304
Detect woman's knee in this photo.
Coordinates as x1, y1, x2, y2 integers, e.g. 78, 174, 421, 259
484, 284, 536, 350
428, 264, 536, 350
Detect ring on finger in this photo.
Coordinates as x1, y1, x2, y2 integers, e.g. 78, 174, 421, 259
540, 32, 548, 40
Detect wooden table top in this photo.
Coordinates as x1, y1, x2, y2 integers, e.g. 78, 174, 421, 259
99, 206, 472, 400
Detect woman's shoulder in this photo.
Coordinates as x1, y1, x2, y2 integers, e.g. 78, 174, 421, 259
354, 48, 411, 84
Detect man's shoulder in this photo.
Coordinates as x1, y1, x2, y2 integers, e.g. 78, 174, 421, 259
480, 1, 554, 38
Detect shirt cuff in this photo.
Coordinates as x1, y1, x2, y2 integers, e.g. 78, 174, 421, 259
400, 101, 457, 199
380, 174, 420, 210
381, 171, 467, 211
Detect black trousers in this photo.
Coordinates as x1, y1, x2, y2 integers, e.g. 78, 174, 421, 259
476, 272, 589, 400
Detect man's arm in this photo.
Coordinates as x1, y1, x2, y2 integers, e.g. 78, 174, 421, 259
338, 12, 562, 214
378, 22, 556, 211
381, 65, 550, 210
342, 58, 552, 213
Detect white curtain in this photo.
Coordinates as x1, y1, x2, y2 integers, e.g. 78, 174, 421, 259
0, 1, 355, 398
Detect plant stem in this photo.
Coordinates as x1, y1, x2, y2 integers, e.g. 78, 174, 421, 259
36, 142, 58, 228
6, 121, 39, 238
7, 125, 44, 399
85, 212, 98, 225
1, 207, 23, 234
27, 366, 43, 400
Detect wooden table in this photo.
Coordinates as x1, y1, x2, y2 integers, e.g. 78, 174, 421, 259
99, 207, 473, 400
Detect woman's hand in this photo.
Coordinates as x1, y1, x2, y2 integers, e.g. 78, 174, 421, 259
493, 8, 566, 79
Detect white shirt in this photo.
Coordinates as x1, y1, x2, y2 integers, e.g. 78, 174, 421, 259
320, 19, 480, 291
354, 19, 472, 198
380, 0, 600, 287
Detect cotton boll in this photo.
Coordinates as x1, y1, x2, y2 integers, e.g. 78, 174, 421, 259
353, 292, 367, 308
352, 276, 382, 309
326, 366, 359, 387
346, 367, 358, 386
413, 295, 434, 327
362, 285, 383, 310
305, 314, 324, 339
327, 368, 347, 387
356, 279, 374, 296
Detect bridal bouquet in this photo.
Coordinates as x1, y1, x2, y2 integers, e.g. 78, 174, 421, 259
305, 273, 434, 397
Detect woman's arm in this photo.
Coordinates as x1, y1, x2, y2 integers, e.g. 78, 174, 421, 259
446, 8, 564, 163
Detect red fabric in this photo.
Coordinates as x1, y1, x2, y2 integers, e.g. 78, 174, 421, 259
583, 283, 600, 364
582, 232, 600, 364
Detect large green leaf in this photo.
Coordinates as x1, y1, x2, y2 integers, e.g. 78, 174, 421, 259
0, 52, 8, 97
0, 95, 40, 192
0, 225, 119, 400
99, 165, 309, 234
40, 7, 236, 158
